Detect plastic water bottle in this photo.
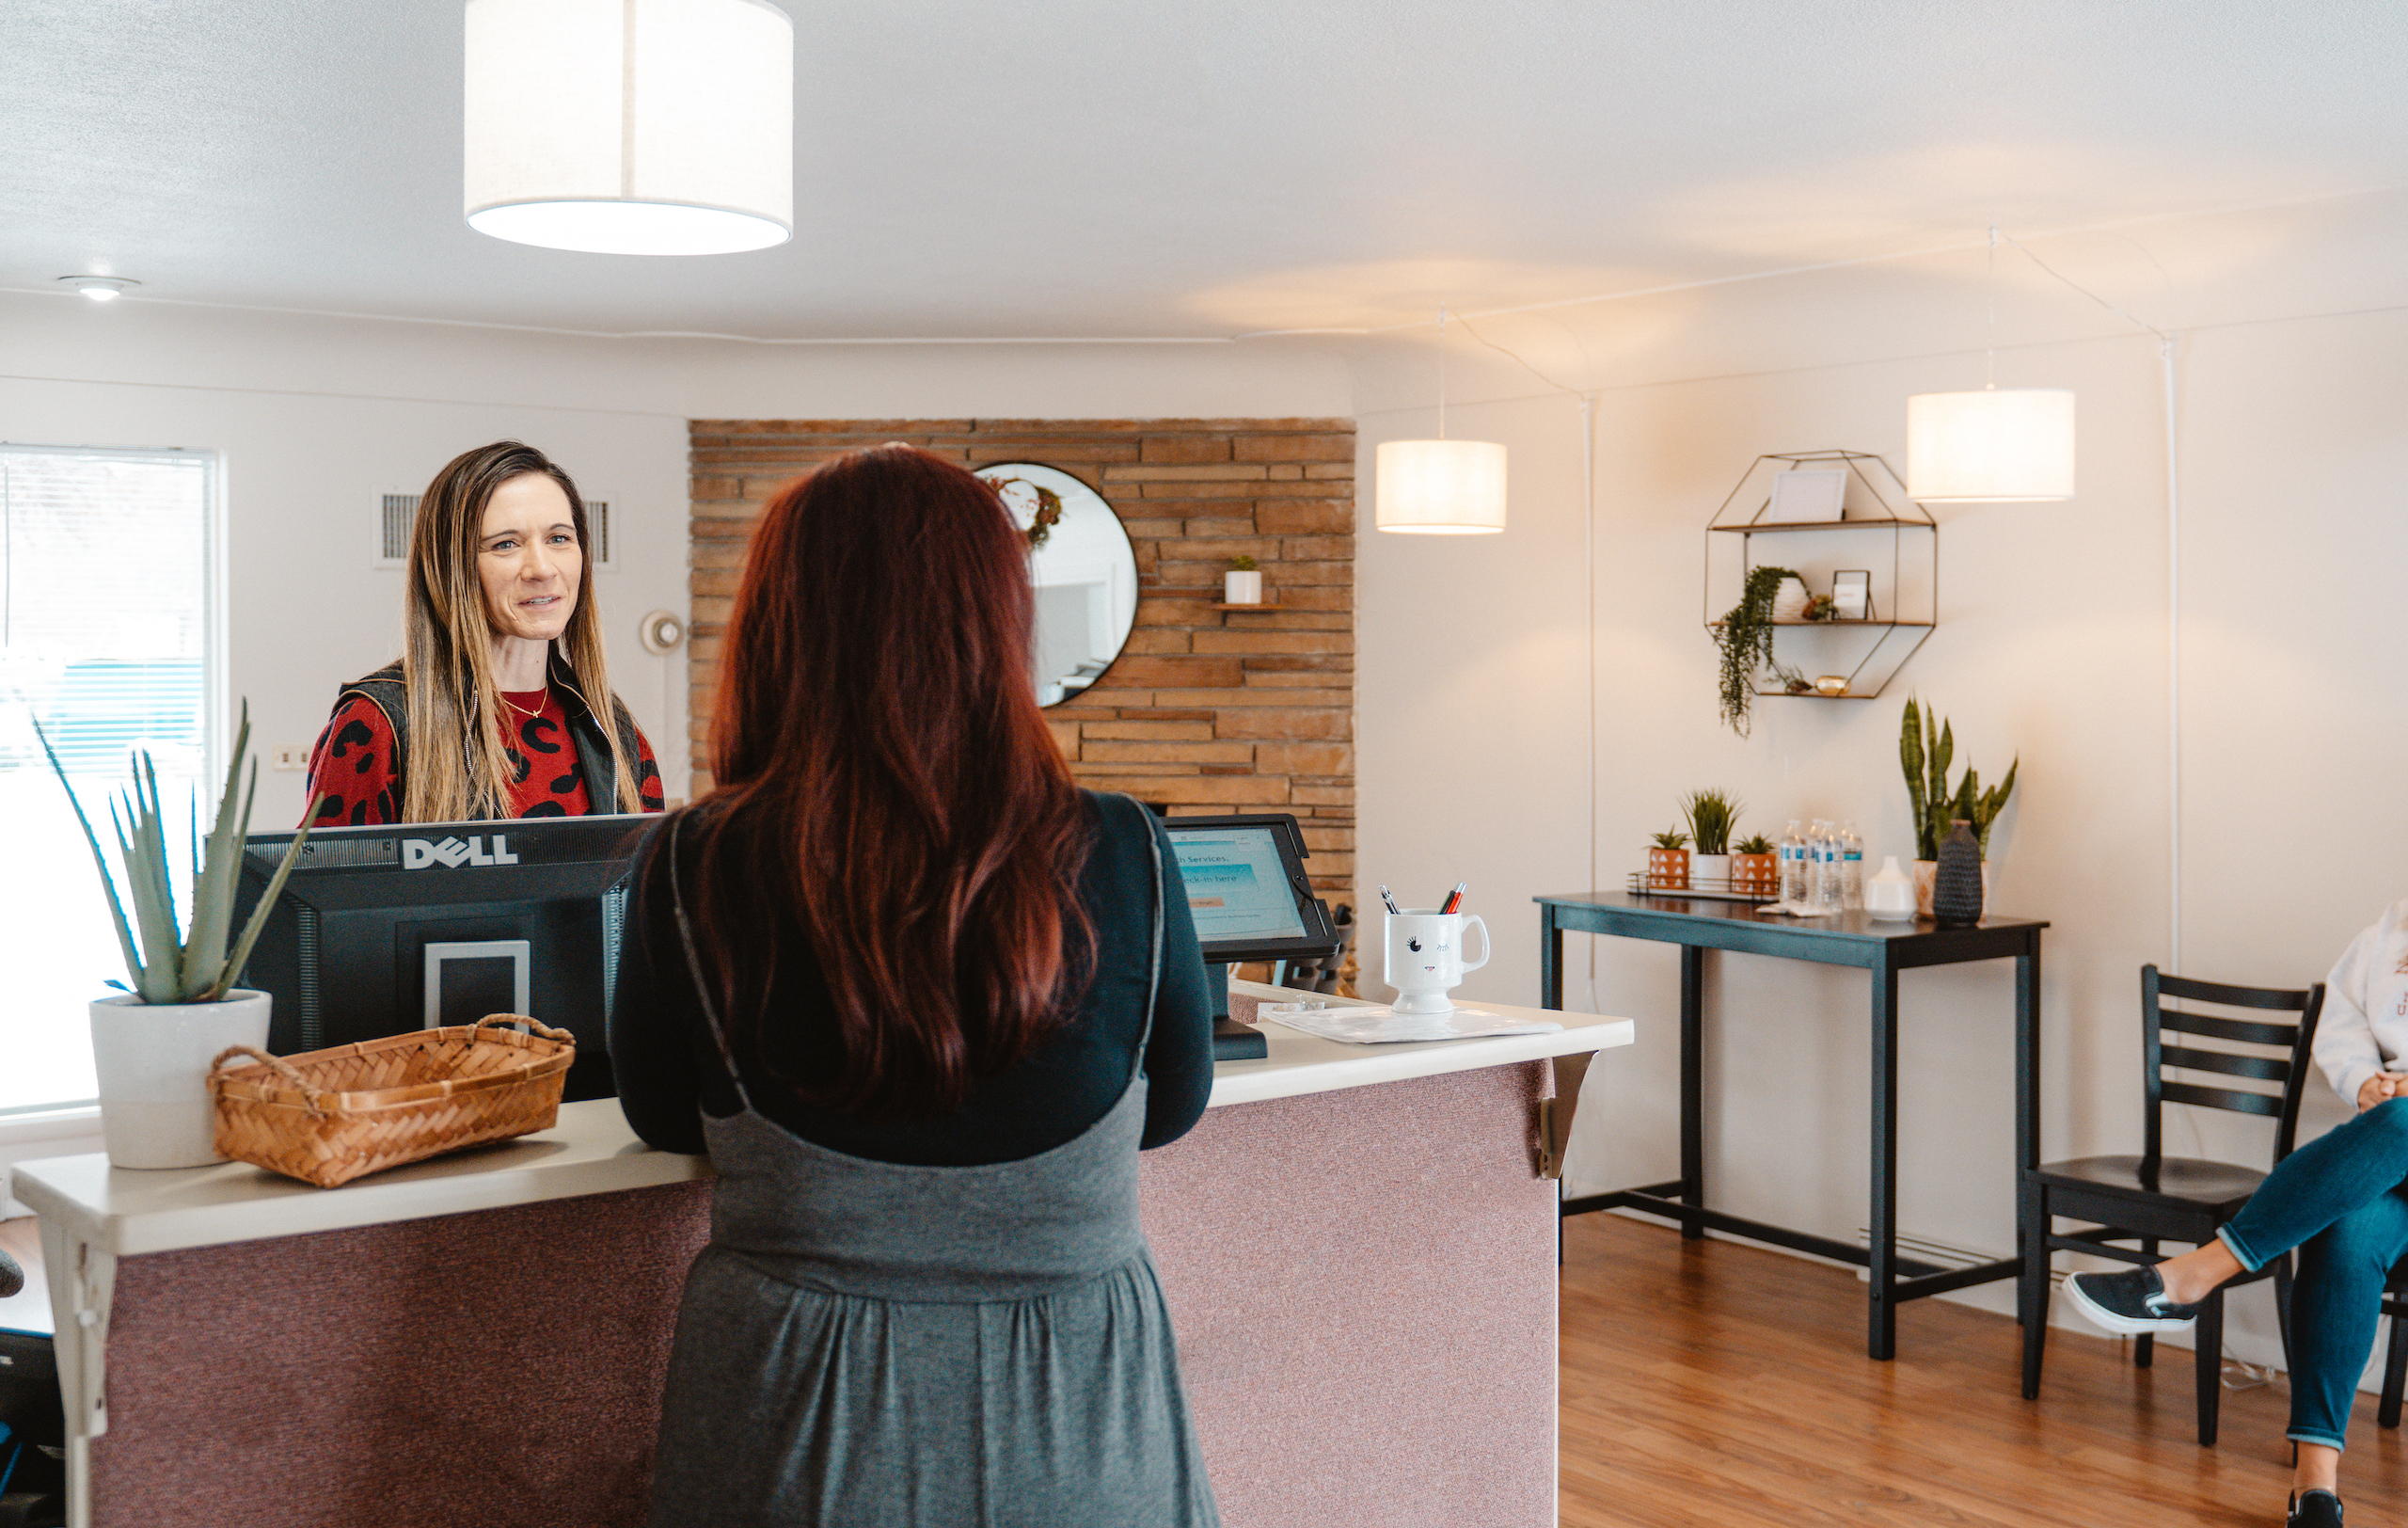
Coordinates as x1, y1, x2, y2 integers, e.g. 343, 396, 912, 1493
1841, 821, 1865, 910
1811, 820, 1841, 912
1781, 820, 1807, 905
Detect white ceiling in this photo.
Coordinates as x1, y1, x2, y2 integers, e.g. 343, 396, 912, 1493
6, 0, 2405, 341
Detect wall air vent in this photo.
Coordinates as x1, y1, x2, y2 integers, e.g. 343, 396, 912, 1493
376, 492, 420, 567
587, 498, 612, 569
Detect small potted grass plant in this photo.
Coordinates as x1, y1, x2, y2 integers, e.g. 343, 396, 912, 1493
1646, 829, 1691, 891
40, 704, 321, 1169
1730, 834, 1779, 896
1224, 554, 1263, 605
1682, 788, 1742, 890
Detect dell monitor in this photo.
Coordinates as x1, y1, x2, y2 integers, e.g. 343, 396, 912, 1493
231, 814, 656, 1102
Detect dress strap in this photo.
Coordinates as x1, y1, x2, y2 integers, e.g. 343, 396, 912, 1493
1136, 794, 1167, 1057
665, 810, 753, 1111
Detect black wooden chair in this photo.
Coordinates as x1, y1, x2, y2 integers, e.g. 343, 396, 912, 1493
2376, 1259, 2408, 1429
2020, 965, 2325, 1446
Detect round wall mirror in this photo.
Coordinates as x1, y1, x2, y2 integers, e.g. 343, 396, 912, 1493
975, 462, 1139, 708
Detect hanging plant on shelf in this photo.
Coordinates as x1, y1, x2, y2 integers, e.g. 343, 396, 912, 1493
1712, 564, 1801, 737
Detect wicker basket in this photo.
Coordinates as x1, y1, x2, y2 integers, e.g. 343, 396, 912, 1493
209, 1015, 577, 1188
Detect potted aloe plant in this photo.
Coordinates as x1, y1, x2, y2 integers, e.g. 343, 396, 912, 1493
40, 705, 320, 1169
1899, 695, 2018, 917
1682, 788, 1742, 889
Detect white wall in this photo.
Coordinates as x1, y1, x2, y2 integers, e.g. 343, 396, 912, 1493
1354, 188, 2408, 1377
0, 292, 1356, 822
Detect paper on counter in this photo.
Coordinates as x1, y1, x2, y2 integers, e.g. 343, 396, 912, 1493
1255, 1001, 1562, 1045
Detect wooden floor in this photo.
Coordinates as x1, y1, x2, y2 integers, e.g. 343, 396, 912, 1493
1560, 1213, 2408, 1527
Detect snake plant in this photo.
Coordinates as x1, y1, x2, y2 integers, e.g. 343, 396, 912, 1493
38, 702, 322, 1004
1899, 695, 2018, 862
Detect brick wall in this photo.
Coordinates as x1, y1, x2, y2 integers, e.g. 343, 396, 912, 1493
686, 419, 1356, 899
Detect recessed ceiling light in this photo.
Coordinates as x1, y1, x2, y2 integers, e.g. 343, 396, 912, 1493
58, 276, 138, 302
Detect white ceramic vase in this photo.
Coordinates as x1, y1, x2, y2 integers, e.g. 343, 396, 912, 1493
1771, 575, 1811, 621
1863, 855, 1917, 920
88, 989, 272, 1170
1224, 569, 1263, 604
1691, 852, 1731, 889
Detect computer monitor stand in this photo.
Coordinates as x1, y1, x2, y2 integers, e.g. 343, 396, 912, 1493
1208, 962, 1268, 1061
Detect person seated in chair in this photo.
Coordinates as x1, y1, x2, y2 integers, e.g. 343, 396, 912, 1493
2067, 900, 2408, 1528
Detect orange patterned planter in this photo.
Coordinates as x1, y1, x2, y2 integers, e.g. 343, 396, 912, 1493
1730, 852, 1778, 896
1646, 847, 1690, 890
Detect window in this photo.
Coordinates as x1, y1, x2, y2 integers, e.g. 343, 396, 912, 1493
0, 446, 219, 1114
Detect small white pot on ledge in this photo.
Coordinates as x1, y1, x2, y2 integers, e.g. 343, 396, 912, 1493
88, 989, 273, 1170
1224, 569, 1263, 604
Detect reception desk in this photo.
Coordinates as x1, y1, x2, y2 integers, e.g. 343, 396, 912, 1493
13, 984, 1629, 1528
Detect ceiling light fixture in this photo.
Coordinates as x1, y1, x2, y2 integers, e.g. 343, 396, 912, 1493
1907, 228, 2075, 502
463, 0, 795, 257
1375, 310, 1509, 534
58, 276, 137, 302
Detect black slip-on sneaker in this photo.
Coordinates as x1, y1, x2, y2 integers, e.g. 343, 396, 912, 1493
2289, 1488, 2343, 1527
2063, 1265, 2203, 1334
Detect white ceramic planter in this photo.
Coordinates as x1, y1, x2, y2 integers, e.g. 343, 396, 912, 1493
1690, 852, 1731, 889
88, 989, 272, 1170
1223, 569, 1263, 604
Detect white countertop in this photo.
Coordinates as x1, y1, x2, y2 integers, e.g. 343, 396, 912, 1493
10, 983, 1628, 1260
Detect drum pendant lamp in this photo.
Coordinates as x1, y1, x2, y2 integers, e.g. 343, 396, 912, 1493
1376, 310, 1509, 534
1906, 228, 2076, 502
464, 0, 795, 256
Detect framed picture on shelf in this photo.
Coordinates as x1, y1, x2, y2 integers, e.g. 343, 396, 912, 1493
1831, 568, 1872, 620
1767, 468, 1846, 523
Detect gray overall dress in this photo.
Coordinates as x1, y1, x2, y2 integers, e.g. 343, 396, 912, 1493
647, 816, 1221, 1528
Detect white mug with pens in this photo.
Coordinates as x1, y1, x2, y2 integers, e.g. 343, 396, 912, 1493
1380, 882, 1489, 1015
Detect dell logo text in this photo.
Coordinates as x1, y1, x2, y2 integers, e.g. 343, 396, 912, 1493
401, 835, 521, 870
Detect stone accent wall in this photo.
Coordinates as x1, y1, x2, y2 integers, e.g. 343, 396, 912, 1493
686, 419, 1355, 897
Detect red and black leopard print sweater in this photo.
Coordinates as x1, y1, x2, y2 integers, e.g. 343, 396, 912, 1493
302, 687, 666, 827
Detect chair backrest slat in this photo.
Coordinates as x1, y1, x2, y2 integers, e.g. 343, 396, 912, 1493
2142, 965, 2327, 1170
2160, 1043, 2289, 1083
2162, 1079, 2285, 1117
2159, 1009, 2303, 1048
2154, 971, 2319, 1011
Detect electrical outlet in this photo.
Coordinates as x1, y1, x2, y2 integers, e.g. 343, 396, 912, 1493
270, 744, 309, 772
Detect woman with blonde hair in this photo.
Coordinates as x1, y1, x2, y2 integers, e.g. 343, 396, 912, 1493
302, 439, 664, 824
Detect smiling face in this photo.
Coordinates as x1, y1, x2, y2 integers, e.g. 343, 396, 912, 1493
476, 473, 583, 648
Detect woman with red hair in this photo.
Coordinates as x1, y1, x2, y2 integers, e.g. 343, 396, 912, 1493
609, 444, 1218, 1526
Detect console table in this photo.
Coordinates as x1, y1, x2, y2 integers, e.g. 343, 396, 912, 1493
1535, 892, 2046, 1361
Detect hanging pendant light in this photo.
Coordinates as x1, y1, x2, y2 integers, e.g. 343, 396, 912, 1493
1906, 388, 2075, 501
1906, 228, 2076, 502
1376, 309, 1509, 533
464, 0, 794, 257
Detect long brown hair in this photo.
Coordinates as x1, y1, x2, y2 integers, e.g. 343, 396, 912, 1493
400, 440, 640, 821
682, 443, 1092, 1119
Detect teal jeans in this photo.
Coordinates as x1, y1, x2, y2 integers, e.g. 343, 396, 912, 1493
2218, 1097, 2408, 1452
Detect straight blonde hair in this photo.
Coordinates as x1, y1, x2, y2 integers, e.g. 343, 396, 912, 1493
400, 441, 640, 822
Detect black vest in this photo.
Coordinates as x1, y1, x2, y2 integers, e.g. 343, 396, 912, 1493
337, 658, 642, 818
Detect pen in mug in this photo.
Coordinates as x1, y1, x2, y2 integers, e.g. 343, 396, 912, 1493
1379, 884, 1402, 915
1441, 883, 1467, 915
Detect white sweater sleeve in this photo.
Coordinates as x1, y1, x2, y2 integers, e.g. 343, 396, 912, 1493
2315, 912, 2397, 1107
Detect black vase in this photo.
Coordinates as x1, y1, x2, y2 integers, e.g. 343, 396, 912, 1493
1932, 820, 1985, 926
